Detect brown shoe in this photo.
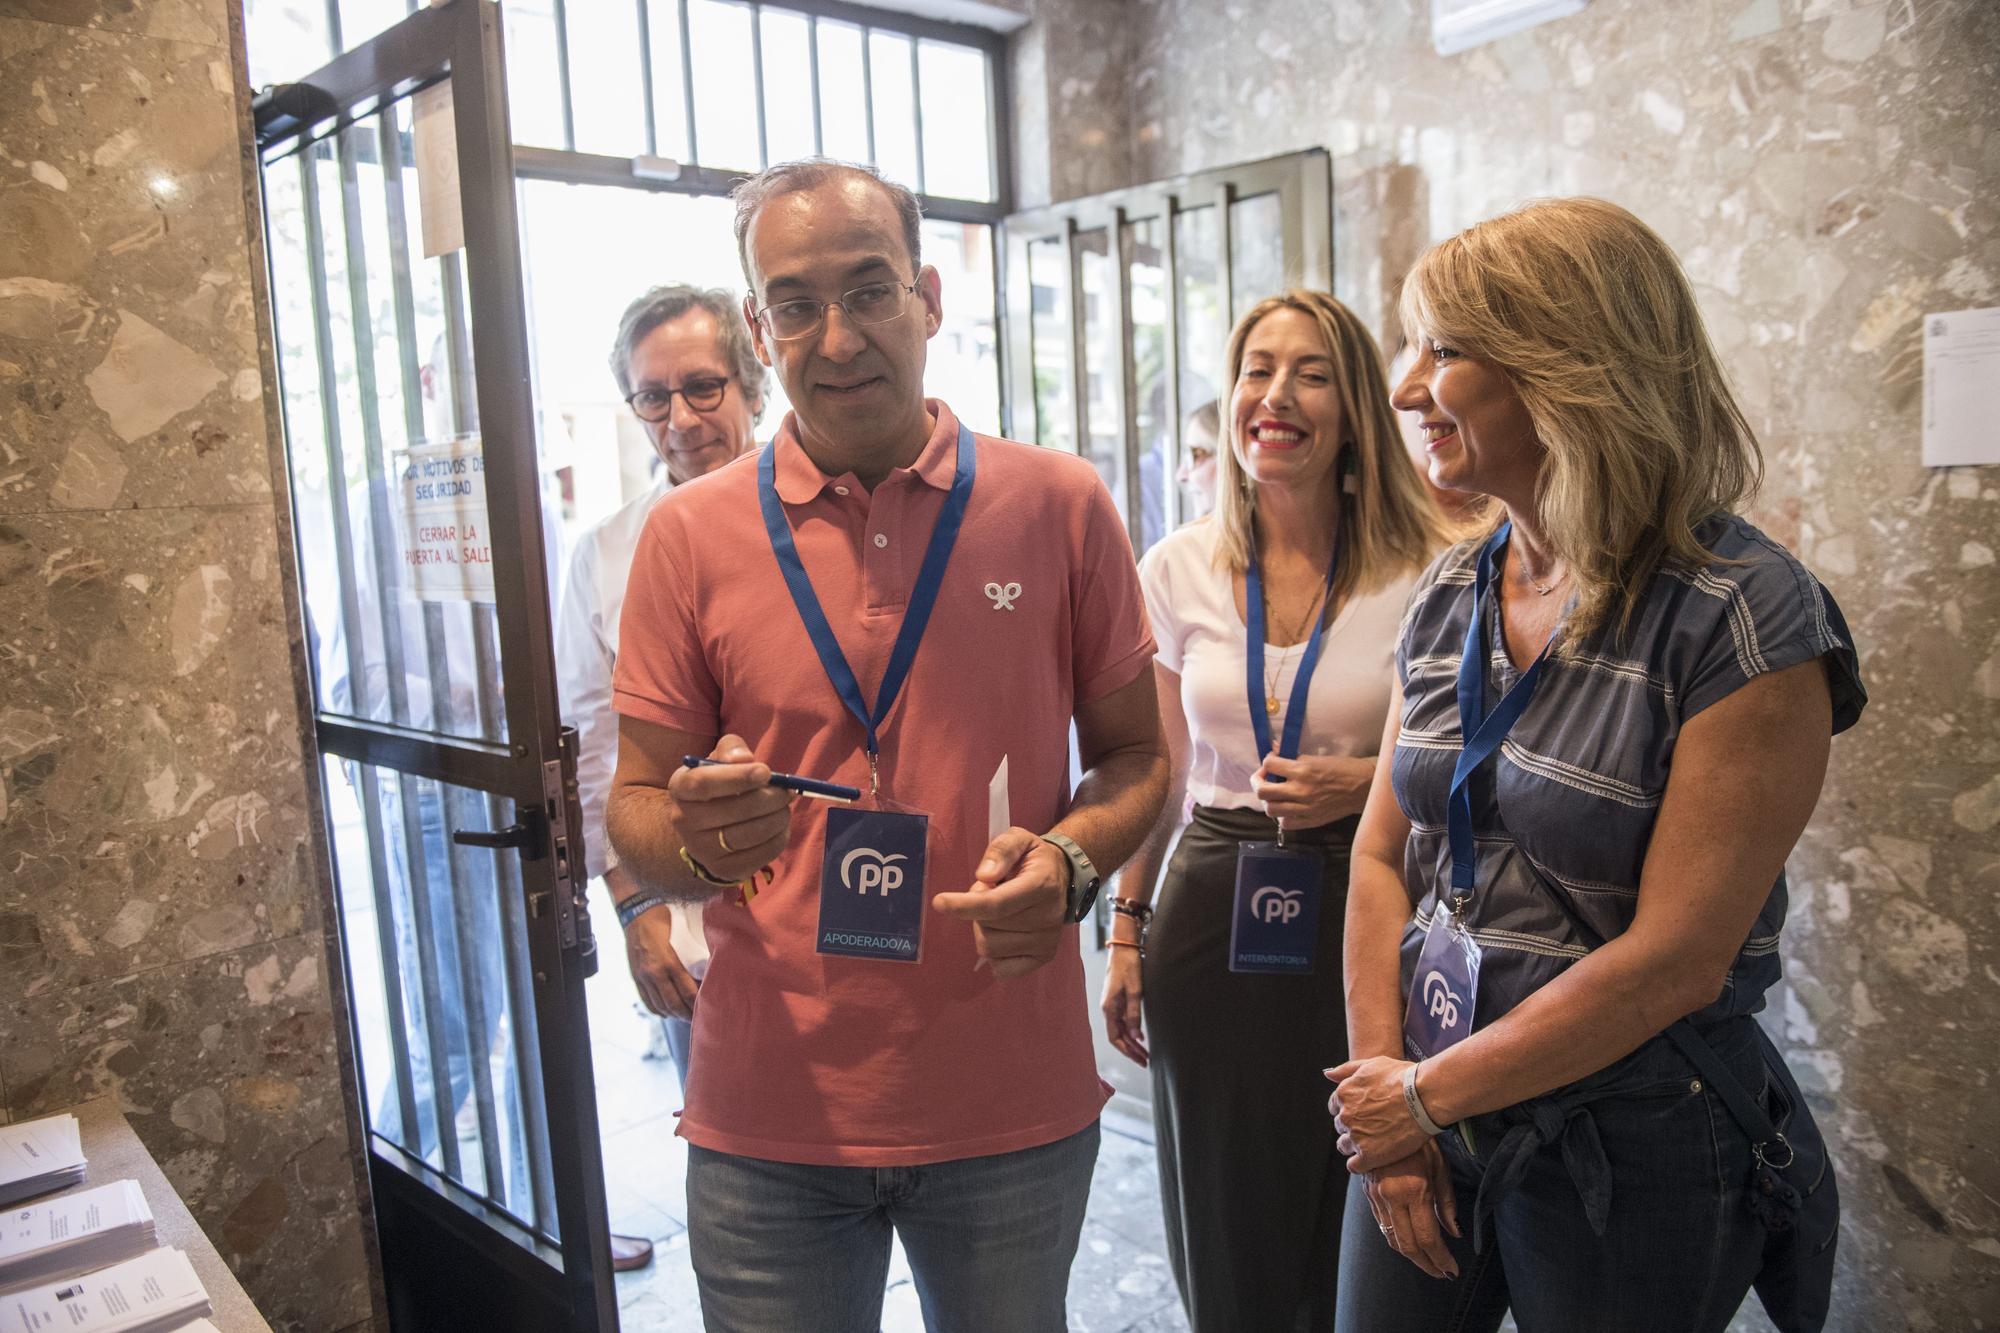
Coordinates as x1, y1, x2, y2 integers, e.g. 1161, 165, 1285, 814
610, 1233, 654, 1272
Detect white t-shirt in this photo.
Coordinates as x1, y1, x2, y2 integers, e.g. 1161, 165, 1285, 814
1139, 518, 1418, 811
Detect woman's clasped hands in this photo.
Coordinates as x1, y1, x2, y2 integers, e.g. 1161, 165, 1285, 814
1327, 1056, 1463, 1279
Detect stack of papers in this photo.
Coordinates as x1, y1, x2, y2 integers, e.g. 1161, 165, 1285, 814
0, 1116, 86, 1207
0, 1248, 211, 1333
0, 1180, 156, 1294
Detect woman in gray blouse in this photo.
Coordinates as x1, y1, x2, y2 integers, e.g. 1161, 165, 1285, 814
1325, 198, 1865, 1333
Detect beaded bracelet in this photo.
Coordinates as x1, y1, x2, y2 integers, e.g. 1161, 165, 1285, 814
1109, 897, 1154, 930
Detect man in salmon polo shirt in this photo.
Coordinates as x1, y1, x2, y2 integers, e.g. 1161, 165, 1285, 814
604, 158, 1168, 1331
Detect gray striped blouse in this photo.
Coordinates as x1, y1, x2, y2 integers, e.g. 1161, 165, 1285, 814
1392, 513, 1867, 1027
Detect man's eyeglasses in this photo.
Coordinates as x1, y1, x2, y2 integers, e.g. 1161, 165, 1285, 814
625, 376, 730, 423
754, 281, 918, 342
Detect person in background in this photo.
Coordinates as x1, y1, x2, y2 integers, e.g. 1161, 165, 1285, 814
553, 284, 766, 1272
1101, 290, 1448, 1331
1330, 197, 1864, 1333
605, 159, 1167, 1331
1176, 400, 1221, 520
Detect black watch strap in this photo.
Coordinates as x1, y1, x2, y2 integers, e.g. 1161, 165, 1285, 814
1043, 832, 1101, 924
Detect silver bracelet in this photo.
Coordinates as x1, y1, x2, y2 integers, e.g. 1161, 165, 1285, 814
1402, 1062, 1447, 1137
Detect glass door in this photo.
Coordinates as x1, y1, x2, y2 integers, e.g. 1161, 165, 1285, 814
252, 4, 615, 1329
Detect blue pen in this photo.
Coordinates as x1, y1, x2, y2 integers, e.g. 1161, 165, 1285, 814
680, 755, 861, 804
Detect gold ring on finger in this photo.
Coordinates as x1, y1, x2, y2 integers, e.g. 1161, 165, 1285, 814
717, 828, 736, 854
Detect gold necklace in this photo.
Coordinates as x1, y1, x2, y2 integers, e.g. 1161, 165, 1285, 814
1261, 583, 1330, 716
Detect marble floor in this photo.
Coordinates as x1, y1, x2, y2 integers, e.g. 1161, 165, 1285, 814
581, 889, 1191, 1333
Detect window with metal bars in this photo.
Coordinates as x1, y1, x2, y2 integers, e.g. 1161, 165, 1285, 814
999, 151, 1333, 559
245, 0, 1009, 215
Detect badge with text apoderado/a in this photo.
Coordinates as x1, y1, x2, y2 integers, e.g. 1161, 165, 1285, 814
817, 805, 929, 962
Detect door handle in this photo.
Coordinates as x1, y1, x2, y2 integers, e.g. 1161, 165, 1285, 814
452, 823, 532, 850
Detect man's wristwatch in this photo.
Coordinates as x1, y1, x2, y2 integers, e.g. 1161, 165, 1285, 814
1041, 832, 1102, 924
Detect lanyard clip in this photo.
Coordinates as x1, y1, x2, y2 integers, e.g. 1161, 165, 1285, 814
867, 751, 880, 801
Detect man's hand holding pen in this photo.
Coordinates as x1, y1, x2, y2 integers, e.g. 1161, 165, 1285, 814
667, 735, 796, 882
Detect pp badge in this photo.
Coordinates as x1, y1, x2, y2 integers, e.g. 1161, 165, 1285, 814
1403, 904, 1481, 1059
1229, 842, 1320, 974
817, 806, 928, 962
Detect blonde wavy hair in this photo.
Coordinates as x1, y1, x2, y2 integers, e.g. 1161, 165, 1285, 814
1398, 197, 1763, 652
1213, 290, 1450, 605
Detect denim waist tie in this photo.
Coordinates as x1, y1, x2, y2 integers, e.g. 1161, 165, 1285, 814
1460, 1018, 1756, 1250
1470, 1092, 1612, 1252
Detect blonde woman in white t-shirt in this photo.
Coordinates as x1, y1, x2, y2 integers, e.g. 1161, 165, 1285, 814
1105, 289, 1451, 1331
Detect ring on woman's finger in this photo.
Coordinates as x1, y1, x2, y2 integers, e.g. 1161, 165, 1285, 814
717, 828, 736, 854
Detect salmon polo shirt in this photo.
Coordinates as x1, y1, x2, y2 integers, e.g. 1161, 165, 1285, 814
612, 399, 1155, 1166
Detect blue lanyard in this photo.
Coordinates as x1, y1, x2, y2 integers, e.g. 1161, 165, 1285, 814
757, 423, 976, 761
1244, 530, 1342, 764
1446, 522, 1557, 903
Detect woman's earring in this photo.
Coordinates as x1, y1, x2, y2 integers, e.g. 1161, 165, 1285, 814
1341, 447, 1360, 494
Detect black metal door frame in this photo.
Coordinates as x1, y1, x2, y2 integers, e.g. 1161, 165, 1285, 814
251, 3, 614, 1329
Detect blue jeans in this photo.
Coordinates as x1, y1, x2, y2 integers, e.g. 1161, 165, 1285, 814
663, 1015, 693, 1088
686, 1121, 1100, 1332
1334, 1018, 1772, 1333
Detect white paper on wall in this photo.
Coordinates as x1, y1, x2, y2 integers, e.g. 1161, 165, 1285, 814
1923, 306, 2000, 468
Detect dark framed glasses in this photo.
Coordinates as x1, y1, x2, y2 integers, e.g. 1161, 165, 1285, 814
754, 281, 918, 342
625, 375, 730, 422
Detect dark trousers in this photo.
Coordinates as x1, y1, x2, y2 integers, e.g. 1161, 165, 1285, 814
1335, 1016, 1773, 1333
1146, 805, 1357, 1333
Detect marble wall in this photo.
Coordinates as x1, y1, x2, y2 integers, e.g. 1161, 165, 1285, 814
0, 2, 376, 1329
1013, 0, 1999, 1328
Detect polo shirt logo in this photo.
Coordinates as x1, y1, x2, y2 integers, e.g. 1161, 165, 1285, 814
984, 580, 1022, 611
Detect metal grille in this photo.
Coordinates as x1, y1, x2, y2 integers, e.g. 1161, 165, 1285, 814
1001, 151, 1333, 559
261, 93, 562, 1245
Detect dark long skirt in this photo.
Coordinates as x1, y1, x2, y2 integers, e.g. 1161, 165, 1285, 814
1145, 804, 1356, 1333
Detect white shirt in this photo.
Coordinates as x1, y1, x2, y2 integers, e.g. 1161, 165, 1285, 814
554, 473, 708, 971
1139, 517, 1417, 811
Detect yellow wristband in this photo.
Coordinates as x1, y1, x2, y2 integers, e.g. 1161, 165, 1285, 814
678, 845, 739, 888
